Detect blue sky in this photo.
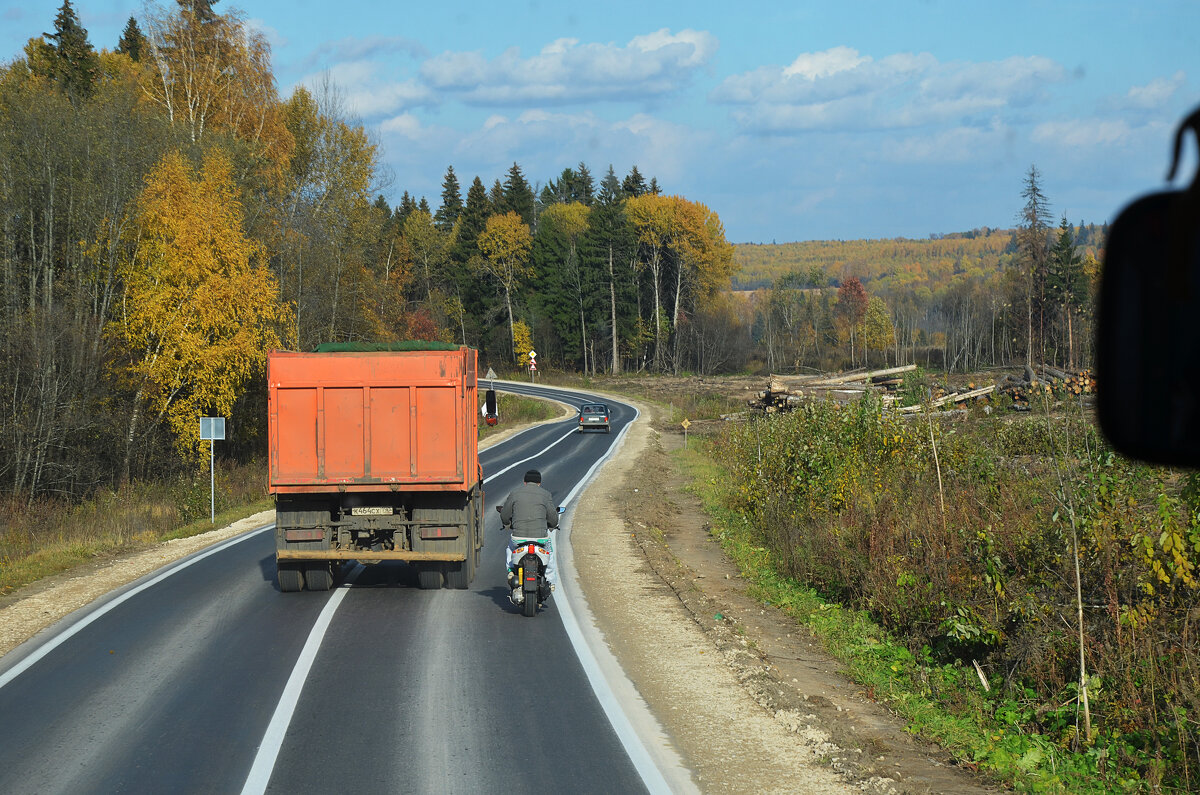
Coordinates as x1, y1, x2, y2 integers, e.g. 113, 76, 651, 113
4, 1, 1197, 243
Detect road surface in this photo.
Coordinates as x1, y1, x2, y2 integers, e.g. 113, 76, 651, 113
0, 384, 667, 794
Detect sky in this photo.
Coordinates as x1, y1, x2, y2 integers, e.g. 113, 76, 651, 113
3, 0, 1198, 243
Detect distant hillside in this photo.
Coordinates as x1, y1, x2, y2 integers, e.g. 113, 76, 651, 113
732, 225, 1106, 293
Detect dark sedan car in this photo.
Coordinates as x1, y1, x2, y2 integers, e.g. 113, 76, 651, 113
577, 403, 610, 433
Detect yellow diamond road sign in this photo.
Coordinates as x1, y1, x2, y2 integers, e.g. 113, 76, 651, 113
681, 419, 690, 429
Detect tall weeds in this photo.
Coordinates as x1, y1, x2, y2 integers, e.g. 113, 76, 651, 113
717, 396, 1200, 789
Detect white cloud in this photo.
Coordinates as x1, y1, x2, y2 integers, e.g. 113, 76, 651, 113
879, 124, 1004, 163
379, 113, 425, 138
245, 18, 286, 49
293, 63, 434, 118
1109, 71, 1187, 111
419, 28, 718, 105
1032, 119, 1133, 148
713, 49, 1067, 133
782, 46, 868, 80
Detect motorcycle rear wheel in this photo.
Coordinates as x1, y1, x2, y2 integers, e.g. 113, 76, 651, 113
522, 581, 538, 617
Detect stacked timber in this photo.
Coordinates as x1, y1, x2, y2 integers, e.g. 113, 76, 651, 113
995, 364, 1096, 406
748, 365, 916, 413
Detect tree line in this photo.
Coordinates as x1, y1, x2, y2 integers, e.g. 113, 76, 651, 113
0, 1, 736, 500
744, 167, 1099, 376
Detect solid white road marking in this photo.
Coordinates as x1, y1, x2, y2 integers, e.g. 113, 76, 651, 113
240, 568, 359, 795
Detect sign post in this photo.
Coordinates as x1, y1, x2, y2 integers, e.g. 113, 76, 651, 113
200, 417, 226, 524
528, 350, 537, 382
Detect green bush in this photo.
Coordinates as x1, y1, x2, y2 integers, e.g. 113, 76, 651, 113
715, 397, 1200, 789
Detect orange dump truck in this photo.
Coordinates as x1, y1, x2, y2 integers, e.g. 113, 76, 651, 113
267, 342, 483, 592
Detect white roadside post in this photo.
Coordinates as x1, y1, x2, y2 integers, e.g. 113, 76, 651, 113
200, 417, 226, 524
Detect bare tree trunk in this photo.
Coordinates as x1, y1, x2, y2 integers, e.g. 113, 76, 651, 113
609, 246, 620, 374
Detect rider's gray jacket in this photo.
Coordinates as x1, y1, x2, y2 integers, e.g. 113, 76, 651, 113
499, 482, 558, 538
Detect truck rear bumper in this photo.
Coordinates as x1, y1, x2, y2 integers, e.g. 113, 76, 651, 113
276, 549, 466, 562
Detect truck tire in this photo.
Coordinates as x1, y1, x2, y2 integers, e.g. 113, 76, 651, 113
415, 564, 443, 590
278, 563, 303, 593
444, 499, 478, 589
413, 503, 467, 589
304, 564, 333, 592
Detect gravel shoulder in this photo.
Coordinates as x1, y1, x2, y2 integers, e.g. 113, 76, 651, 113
575, 397, 1003, 794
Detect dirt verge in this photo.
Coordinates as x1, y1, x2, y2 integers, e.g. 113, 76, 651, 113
572, 397, 1003, 794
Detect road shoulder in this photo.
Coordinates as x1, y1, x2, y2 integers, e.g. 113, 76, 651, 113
571, 398, 1002, 794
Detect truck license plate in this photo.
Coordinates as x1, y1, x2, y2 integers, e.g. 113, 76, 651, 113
351, 506, 392, 516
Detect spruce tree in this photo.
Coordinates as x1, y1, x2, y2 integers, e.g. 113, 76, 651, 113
177, 0, 220, 23
1016, 164, 1052, 366
500, 162, 535, 227
396, 191, 418, 226
622, 165, 647, 198
45, 1, 99, 102
1047, 216, 1087, 368
450, 177, 495, 349
575, 162, 595, 205
434, 166, 463, 232
116, 16, 146, 62
585, 165, 637, 372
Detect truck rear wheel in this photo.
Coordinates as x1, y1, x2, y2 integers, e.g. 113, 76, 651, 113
415, 564, 443, 590
413, 502, 469, 589
278, 563, 303, 592
304, 564, 333, 592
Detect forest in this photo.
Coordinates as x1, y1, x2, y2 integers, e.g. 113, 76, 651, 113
0, 1, 736, 500
1, 0, 1104, 504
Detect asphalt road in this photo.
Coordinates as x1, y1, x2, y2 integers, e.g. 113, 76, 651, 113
0, 384, 656, 794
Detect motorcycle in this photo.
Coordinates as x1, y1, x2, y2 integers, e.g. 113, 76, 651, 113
498, 505, 563, 617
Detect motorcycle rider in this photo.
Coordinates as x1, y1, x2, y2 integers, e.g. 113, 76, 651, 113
499, 469, 559, 591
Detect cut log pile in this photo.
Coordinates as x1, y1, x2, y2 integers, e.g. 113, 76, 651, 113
749, 365, 917, 413
995, 365, 1096, 406
747, 362, 1095, 416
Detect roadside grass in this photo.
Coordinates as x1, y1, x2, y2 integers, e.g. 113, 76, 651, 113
674, 443, 1140, 794
479, 392, 560, 441
0, 462, 272, 596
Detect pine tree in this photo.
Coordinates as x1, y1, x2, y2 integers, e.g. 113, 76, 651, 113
1016, 164, 1052, 367
598, 165, 623, 204
45, 1, 99, 102
177, 0, 220, 23
622, 165, 647, 198
1047, 216, 1087, 368
575, 162, 595, 205
116, 16, 146, 62
417, 197, 431, 215
648, 177, 661, 195
447, 176, 494, 348
394, 191, 419, 228
489, 179, 504, 209
500, 162, 535, 227
434, 166, 463, 232
585, 165, 637, 372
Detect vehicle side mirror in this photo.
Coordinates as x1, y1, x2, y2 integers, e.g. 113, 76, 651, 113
1097, 105, 1200, 465
495, 505, 502, 513
557, 506, 565, 514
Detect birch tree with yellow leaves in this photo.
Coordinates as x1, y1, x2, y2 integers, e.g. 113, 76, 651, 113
110, 149, 287, 479
475, 211, 532, 361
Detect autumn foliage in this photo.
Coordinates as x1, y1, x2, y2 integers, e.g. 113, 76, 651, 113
110, 150, 286, 470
